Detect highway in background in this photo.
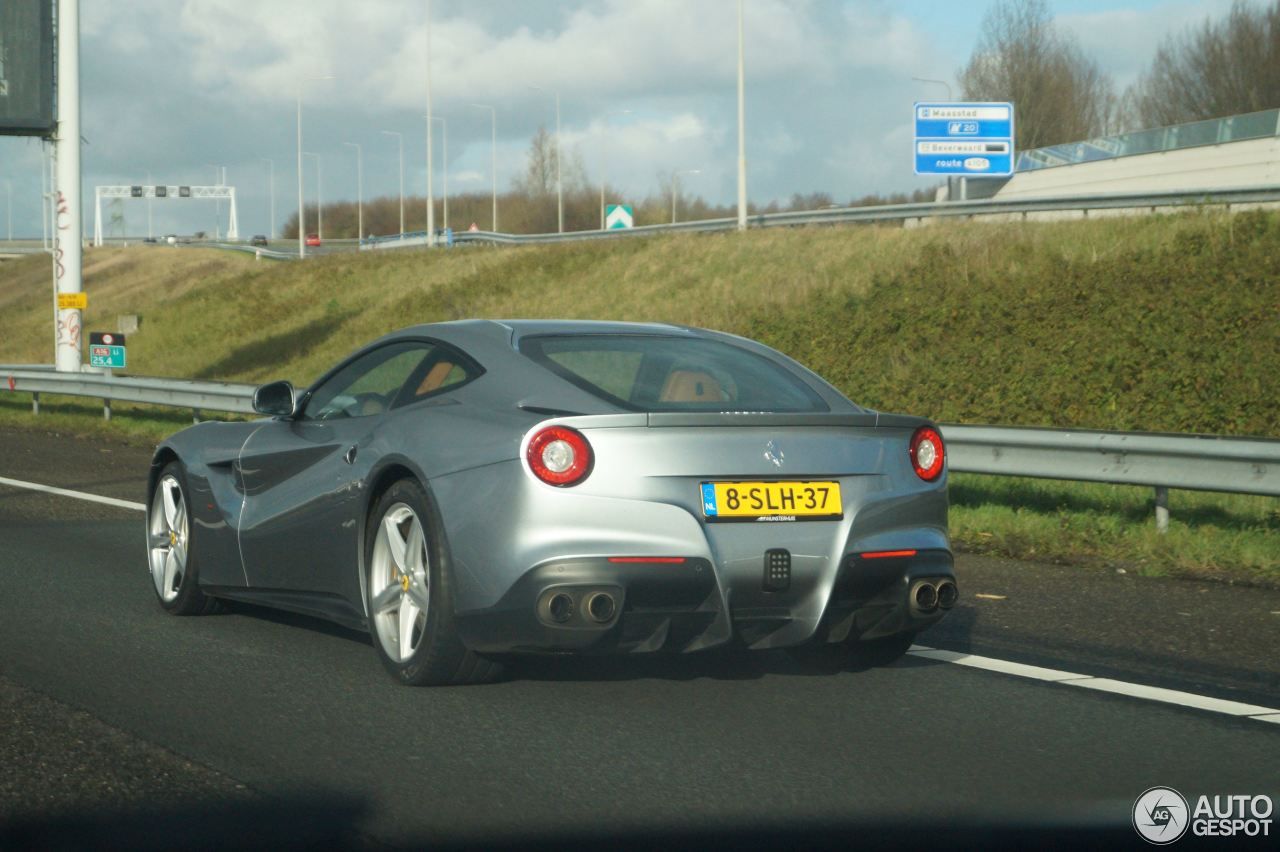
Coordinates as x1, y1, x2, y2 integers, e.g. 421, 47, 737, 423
1, 426, 1277, 845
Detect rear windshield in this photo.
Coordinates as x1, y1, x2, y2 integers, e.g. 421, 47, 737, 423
519, 334, 828, 413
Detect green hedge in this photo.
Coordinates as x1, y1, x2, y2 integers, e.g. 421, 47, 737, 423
744, 212, 1280, 435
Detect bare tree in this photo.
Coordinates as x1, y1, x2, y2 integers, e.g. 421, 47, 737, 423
958, 0, 1116, 150
513, 126, 588, 197
1126, 1, 1280, 128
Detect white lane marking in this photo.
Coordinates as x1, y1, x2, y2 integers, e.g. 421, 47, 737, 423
910, 645, 1280, 724
0, 475, 146, 512
909, 647, 1085, 682
1069, 678, 1278, 717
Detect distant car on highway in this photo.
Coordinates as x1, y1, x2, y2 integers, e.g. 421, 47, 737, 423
250, 235, 269, 247
164, 235, 178, 245
305, 233, 321, 247
146, 321, 954, 685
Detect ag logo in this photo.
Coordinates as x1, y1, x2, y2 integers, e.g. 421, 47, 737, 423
1133, 787, 1190, 844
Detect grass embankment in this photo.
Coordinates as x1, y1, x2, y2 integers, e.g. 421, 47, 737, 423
0, 212, 1276, 583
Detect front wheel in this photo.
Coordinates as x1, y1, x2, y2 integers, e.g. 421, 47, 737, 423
147, 462, 220, 615
365, 479, 501, 686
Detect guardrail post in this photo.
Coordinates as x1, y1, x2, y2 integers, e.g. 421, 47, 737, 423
31, 392, 40, 415
1154, 486, 1169, 534
103, 397, 111, 421
193, 408, 201, 424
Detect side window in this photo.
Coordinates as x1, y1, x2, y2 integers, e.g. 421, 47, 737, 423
302, 342, 434, 421
390, 349, 481, 408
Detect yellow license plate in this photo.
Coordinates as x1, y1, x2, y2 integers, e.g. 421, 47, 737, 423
700, 481, 842, 522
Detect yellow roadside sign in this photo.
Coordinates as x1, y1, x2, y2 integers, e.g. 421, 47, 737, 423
57, 292, 87, 310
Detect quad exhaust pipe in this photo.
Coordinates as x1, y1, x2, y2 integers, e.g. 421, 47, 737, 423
909, 578, 958, 615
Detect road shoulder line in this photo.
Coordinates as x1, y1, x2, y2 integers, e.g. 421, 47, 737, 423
0, 475, 146, 512
910, 645, 1280, 723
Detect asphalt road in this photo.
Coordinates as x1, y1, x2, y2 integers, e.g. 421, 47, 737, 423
1, 425, 1277, 847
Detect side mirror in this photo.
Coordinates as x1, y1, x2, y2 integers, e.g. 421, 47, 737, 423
252, 380, 296, 417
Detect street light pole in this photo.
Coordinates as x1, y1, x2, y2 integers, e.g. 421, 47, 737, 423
261, 158, 275, 239
145, 171, 153, 239
736, 0, 747, 232
672, 168, 701, 224
4, 180, 11, 242
425, 0, 435, 246
428, 116, 447, 231
297, 89, 304, 255
599, 109, 631, 229
296, 75, 334, 258
54, 0, 83, 373
380, 130, 405, 236
304, 152, 323, 241
343, 142, 363, 240
469, 104, 497, 231
555, 91, 562, 232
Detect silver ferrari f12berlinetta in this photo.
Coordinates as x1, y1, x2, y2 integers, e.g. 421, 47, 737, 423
147, 320, 955, 685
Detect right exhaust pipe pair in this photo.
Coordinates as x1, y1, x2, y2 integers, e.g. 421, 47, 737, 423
911, 578, 958, 614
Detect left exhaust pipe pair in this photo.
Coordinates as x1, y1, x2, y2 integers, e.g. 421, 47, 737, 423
910, 578, 958, 614
540, 590, 617, 625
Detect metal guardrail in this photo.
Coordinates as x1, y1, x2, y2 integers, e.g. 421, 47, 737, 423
354, 185, 1280, 252
204, 242, 298, 261
2, 367, 256, 423
2, 366, 1275, 531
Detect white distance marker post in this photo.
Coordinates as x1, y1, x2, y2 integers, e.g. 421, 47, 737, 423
54, 0, 83, 373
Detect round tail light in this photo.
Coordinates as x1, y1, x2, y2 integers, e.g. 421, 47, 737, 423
909, 426, 945, 481
526, 426, 593, 486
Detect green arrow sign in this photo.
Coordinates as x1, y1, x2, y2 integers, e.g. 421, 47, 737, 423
605, 204, 633, 229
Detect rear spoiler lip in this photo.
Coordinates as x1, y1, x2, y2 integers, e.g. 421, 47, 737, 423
642, 412, 932, 429
528, 412, 935, 431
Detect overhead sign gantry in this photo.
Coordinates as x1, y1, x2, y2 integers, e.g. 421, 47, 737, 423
92, 185, 240, 244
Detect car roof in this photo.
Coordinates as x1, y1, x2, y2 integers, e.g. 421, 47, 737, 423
383, 319, 701, 350
333, 320, 857, 413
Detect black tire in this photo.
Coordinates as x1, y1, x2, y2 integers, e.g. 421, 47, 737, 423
365, 478, 502, 687
148, 461, 221, 616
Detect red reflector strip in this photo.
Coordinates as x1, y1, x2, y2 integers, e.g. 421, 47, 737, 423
859, 550, 918, 560
607, 557, 687, 564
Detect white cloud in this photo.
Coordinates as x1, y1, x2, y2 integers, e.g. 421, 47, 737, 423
1056, 0, 1238, 89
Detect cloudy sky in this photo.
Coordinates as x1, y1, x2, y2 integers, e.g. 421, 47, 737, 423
0, 0, 1238, 238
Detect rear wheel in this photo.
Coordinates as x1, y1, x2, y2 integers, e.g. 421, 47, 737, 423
147, 462, 220, 615
365, 479, 502, 686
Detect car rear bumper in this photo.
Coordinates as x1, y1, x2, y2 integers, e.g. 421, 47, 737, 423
454, 550, 955, 655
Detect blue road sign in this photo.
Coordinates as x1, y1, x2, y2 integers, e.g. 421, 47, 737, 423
914, 102, 1014, 177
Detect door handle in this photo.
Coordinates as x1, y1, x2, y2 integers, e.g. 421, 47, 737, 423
344, 445, 358, 465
